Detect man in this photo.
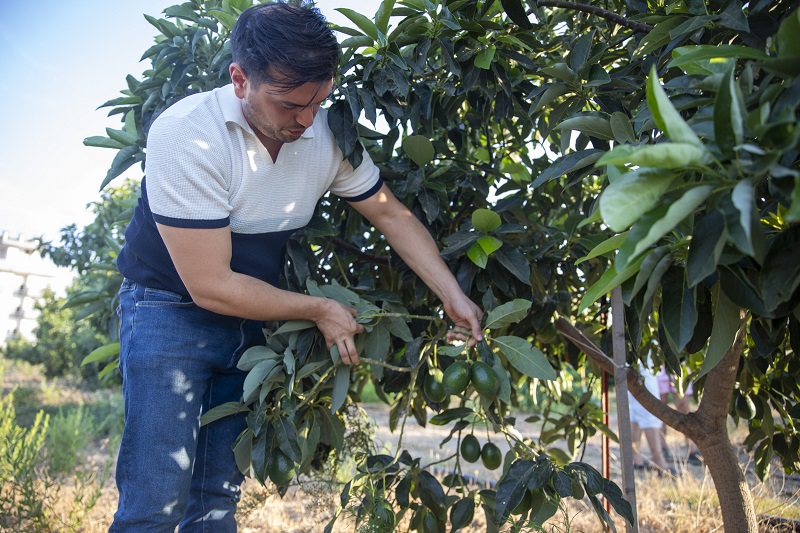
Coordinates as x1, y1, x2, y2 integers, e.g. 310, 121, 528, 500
110, 3, 483, 531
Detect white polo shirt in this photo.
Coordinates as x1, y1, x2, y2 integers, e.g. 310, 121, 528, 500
117, 84, 382, 297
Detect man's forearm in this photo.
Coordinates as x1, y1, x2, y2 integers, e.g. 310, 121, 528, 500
190, 270, 328, 322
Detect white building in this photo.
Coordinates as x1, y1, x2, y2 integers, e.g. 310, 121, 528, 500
0, 230, 70, 346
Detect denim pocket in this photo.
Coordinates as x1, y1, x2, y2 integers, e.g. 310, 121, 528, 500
137, 287, 193, 307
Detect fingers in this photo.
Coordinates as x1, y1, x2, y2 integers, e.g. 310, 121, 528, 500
337, 337, 360, 365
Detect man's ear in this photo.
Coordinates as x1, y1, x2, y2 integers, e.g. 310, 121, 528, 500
230, 63, 248, 98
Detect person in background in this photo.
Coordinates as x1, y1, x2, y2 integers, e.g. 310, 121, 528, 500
628, 352, 674, 475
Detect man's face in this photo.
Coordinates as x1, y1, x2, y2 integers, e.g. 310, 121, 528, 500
235, 70, 333, 145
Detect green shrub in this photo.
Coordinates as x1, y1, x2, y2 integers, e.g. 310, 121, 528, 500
0, 391, 107, 532
47, 405, 97, 475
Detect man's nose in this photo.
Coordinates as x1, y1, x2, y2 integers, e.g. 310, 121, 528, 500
296, 106, 314, 127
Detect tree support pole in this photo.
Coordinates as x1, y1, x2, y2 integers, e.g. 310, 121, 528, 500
611, 287, 638, 533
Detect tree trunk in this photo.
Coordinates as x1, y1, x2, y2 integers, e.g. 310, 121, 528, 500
555, 318, 759, 533
685, 322, 758, 533
694, 431, 758, 533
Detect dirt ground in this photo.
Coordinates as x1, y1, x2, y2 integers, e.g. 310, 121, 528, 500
76, 402, 800, 533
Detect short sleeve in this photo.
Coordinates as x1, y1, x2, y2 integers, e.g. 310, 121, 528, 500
327, 144, 383, 202
145, 115, 231, 229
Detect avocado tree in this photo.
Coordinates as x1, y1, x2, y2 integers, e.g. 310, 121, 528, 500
80, 0, 799, 531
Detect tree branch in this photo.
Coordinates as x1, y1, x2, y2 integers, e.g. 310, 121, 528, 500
555, 317, 691, 433
536, 0, 654, 33
331, 236, 391, 266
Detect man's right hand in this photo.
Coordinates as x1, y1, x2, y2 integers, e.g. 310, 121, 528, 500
312, 298, 364, 365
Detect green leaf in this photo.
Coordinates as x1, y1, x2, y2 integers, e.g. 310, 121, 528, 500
533, 83, 570, 113
500, 0, 533, 29
494, 246, 531, 285
484, 299, 532, 330
661, 266, 698, 353
493, 336, 557, 380
232, 429, 253, 475
375, 0, 396, 35
327, 101, 359, 164
237, 345, 281, 371
100, 145, 140, 190
330, 365, 351, 413
477, 235, 503, 255
364, 324, 390, 379
429, 407, 475, 425
698, 289, 740, 378
491, 353, 512, 404
336, 8, 379, 41
610, 112, 636, 144
472, 208, 502, 232
417, 470, 446, 516
633, 17, 688, 59
540, 63, 578, 84
775, 8, 800, 59
200, 401, 249, 427
274, 320, 316, 335
759, 225, 800, 312
450, 497, 476, 531
554, 116, 615, 141
597, 143, 709, 169
714, 66, 745, 154
83, 136, 125, 149
646, 66, 702, 147
599, 169, 676, 232
165, 5, 199, 21
402, 135, 435, 167
243, 360, 279, 403
315, 280, 360, 306
208, 9, 237, 31
579, 252, 651, 313
495, 459, 535, 524
81, 342, 120, 366
601, 478, 635, 527
668, 45, 768, 71
687, 210, 727, 287
639, 250, 672, 309
467, 242, 489, 269
617, 185, 713, 269
577, 232, 629, 264
474, 46, 496, 69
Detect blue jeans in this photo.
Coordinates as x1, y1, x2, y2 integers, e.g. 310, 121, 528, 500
110, 279, 263, 532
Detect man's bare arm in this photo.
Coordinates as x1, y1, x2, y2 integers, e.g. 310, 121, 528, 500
156, 223, 363, 363
349, 184, 484, 346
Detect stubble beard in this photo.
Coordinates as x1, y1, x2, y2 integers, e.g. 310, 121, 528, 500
242, 101, 299, 144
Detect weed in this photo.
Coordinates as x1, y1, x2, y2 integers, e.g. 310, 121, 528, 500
0, 390, 108, 532
47, 405, 97, 475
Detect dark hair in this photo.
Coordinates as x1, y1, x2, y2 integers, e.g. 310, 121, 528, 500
230, 2, 340, 91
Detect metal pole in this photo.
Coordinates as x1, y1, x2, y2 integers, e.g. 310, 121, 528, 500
601, 370, 612, 521
611, 287, 638, 532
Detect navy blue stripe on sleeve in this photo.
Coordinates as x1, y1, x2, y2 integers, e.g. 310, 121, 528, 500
344, 177, 384, 203
152, 213, 231, 229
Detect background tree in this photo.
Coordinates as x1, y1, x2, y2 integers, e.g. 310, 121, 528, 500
80, 0, 799, 531
1, 287, 104, 379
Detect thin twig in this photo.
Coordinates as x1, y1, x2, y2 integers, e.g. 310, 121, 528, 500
331, 236, 390, 266
361, 357, 414, 373
536, 0, 654, 33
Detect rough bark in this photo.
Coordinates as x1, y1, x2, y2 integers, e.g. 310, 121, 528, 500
555, 317, 759, 533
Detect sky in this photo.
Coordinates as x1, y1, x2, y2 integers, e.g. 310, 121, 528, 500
0, 0, 380, 247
